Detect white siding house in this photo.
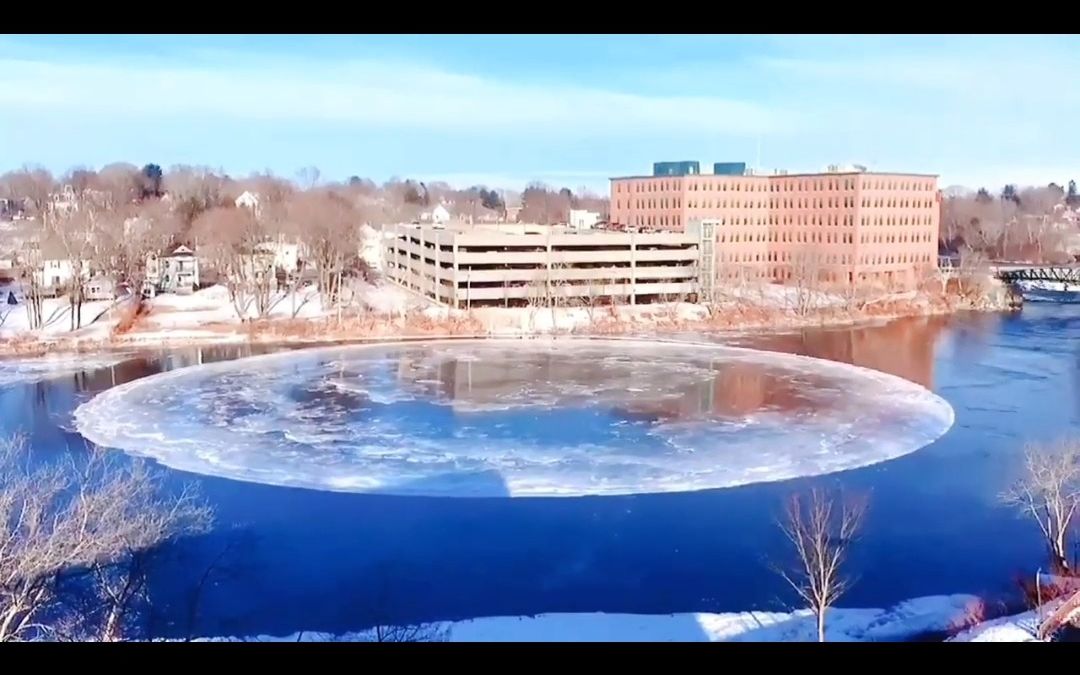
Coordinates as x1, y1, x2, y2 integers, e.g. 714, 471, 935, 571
35, 258, 75, 290
254, 241, 301, 274
235, 191, 261, 215
145, 244, 200, 295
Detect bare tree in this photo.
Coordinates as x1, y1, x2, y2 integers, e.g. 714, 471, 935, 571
1, 166, 55, 217
97, 163, 143, 209
296, 166, 321, 191
0, 434, 211, 642
1001, 439, 1080, 572
520, 182, 573, 225
287, 189, 360, 322
773, 489, 867, 642
99, 199, 183, 306
789, 248, 826, 317
164, 166, 226, 228
192, 206, 274, 320
364, 622, 448, 642
2, 169, 56, 331
954, 247, 991, 298
48, 205, 102, 330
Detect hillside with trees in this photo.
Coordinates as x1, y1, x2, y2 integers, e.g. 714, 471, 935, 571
940, 182, 1080, 263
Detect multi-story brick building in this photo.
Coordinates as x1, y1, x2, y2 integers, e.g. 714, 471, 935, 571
610, 161, 940, 289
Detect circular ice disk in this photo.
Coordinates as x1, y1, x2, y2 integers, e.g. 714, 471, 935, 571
73, 338, 954, 498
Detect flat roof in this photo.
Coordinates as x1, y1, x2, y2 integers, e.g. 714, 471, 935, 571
610, 171, 939, 181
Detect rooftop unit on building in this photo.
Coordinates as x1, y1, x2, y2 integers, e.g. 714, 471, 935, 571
653, 161, 700, 177
712, 162, 748, 176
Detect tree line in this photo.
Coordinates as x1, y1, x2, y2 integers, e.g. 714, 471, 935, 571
941, 181, 1080, 263
0, 164, 610, 331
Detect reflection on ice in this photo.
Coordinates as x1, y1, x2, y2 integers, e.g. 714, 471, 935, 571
73, 338, 955, 498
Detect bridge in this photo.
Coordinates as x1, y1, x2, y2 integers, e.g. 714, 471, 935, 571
991, 264, 1080, 285
937, 257, 1080, 284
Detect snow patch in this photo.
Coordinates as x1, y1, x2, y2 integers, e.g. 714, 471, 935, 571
193, 594, 981, 642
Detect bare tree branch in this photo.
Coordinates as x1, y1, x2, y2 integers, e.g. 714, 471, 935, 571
772, 488, 867, 642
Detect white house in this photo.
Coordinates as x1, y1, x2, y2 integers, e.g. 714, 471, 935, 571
145, 244, 200, 296
235, 191, 261, 215
48, 185, 79, 215
37, 259, 75, 291
568, 209, 601, 230
421, 203, 452, 226
359, 224, 385, 272
22, 239, 81, 294
236, 250, 277, 284
85, 275, 118, 301
254, 240, 301, 274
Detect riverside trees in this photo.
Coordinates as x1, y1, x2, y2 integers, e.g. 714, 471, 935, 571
0, 434, 211, 642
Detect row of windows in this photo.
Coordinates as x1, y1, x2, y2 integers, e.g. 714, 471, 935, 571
860, 253, 932, 265
864, 179, 934, 192
629, 211, 937, 230
632, 215, 682, 227
716, 252, 935, 266
860, 215, 934, 226
861, 232, 934, 244
615, 177, 936, 194
715, 229, 935, 245
718, 231, 851, 245
863, 199, 935, 209
617, 197, 935, 210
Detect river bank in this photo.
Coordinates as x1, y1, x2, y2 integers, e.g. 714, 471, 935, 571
0, 278, 1015, 358
1, 299, 1070, 642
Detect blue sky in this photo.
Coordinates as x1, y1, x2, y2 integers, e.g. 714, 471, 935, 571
0, 34, 1076, 192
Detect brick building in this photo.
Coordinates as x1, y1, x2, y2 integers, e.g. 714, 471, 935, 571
610, 161, 940, 289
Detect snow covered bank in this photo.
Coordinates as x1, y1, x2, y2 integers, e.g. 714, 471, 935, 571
195, 594, 983, 642
948, 609, 1041, 642
0, 278, 1011, 356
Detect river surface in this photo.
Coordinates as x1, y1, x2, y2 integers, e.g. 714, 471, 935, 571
1, 302, 1077, 639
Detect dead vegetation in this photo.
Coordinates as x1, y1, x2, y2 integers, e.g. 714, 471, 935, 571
0, 434, 211, 642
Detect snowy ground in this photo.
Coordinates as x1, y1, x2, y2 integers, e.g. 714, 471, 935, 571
0, 283, 119, 340
948, 609, 1041, 642
0, 277, 955, 348
0, 280, 425, 344
195, 594, 986, 642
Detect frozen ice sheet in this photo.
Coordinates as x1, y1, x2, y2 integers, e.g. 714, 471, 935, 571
73, 338, 955, 497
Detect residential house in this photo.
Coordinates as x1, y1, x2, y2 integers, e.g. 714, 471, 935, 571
359, 224, 387, 273
568, 209, 601, 230
420, 203, 452, 226
48, 185, 79, 215
85, 276, 119, 301
23, 238, 80, 295
235, 191, 261, 216
235, 248, 278, 288
254, 240, 301, 274
0, 197, 22, 220
145, 244, 200, 296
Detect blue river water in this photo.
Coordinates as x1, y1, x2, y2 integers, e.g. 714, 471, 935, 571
1, 301, 1078, 639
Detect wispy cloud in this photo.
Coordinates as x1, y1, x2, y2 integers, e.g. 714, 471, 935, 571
3, 35, 1080, 191
0, 55, 790, 138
